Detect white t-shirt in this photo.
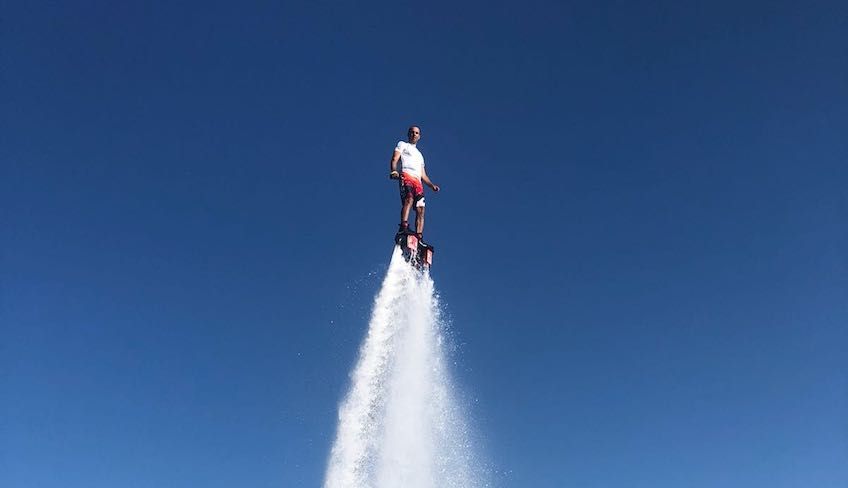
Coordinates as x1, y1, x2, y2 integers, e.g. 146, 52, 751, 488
395, 141, 425, 179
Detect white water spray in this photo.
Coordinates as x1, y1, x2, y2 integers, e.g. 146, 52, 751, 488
324, 248, 485, 488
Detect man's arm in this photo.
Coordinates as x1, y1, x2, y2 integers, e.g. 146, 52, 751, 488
421, 166, 440, 192
389, 150, 401, 179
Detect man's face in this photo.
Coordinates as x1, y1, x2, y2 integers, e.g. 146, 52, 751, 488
408, 127, 421, 144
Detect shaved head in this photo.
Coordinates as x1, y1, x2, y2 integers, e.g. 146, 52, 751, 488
407, 126, 421, 144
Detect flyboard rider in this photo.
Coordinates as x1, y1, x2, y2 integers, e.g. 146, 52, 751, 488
389, 126, 440, 244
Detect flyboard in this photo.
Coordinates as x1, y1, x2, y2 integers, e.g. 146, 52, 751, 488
394, 227, 434, 270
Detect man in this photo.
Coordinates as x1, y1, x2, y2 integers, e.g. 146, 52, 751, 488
389, 126, 440, 240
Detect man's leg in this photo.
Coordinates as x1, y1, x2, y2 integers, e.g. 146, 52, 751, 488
415, 204, 425, 236
400, 195, 413, 230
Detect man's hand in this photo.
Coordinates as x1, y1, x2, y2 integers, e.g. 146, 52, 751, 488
389, 171, 400, 180
431, 184, 440, 192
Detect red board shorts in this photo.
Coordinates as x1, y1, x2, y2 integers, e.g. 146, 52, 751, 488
399, 173, 425, 208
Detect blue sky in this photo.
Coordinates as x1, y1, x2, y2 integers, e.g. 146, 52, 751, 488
2, 0, 845, 487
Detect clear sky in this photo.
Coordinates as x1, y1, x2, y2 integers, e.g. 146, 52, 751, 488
2, 1, 845, 487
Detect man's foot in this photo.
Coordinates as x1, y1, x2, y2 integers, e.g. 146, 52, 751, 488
398, 223, 412, 234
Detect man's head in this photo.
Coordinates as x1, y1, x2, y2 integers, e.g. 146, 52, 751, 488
407, 126, 421, 144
